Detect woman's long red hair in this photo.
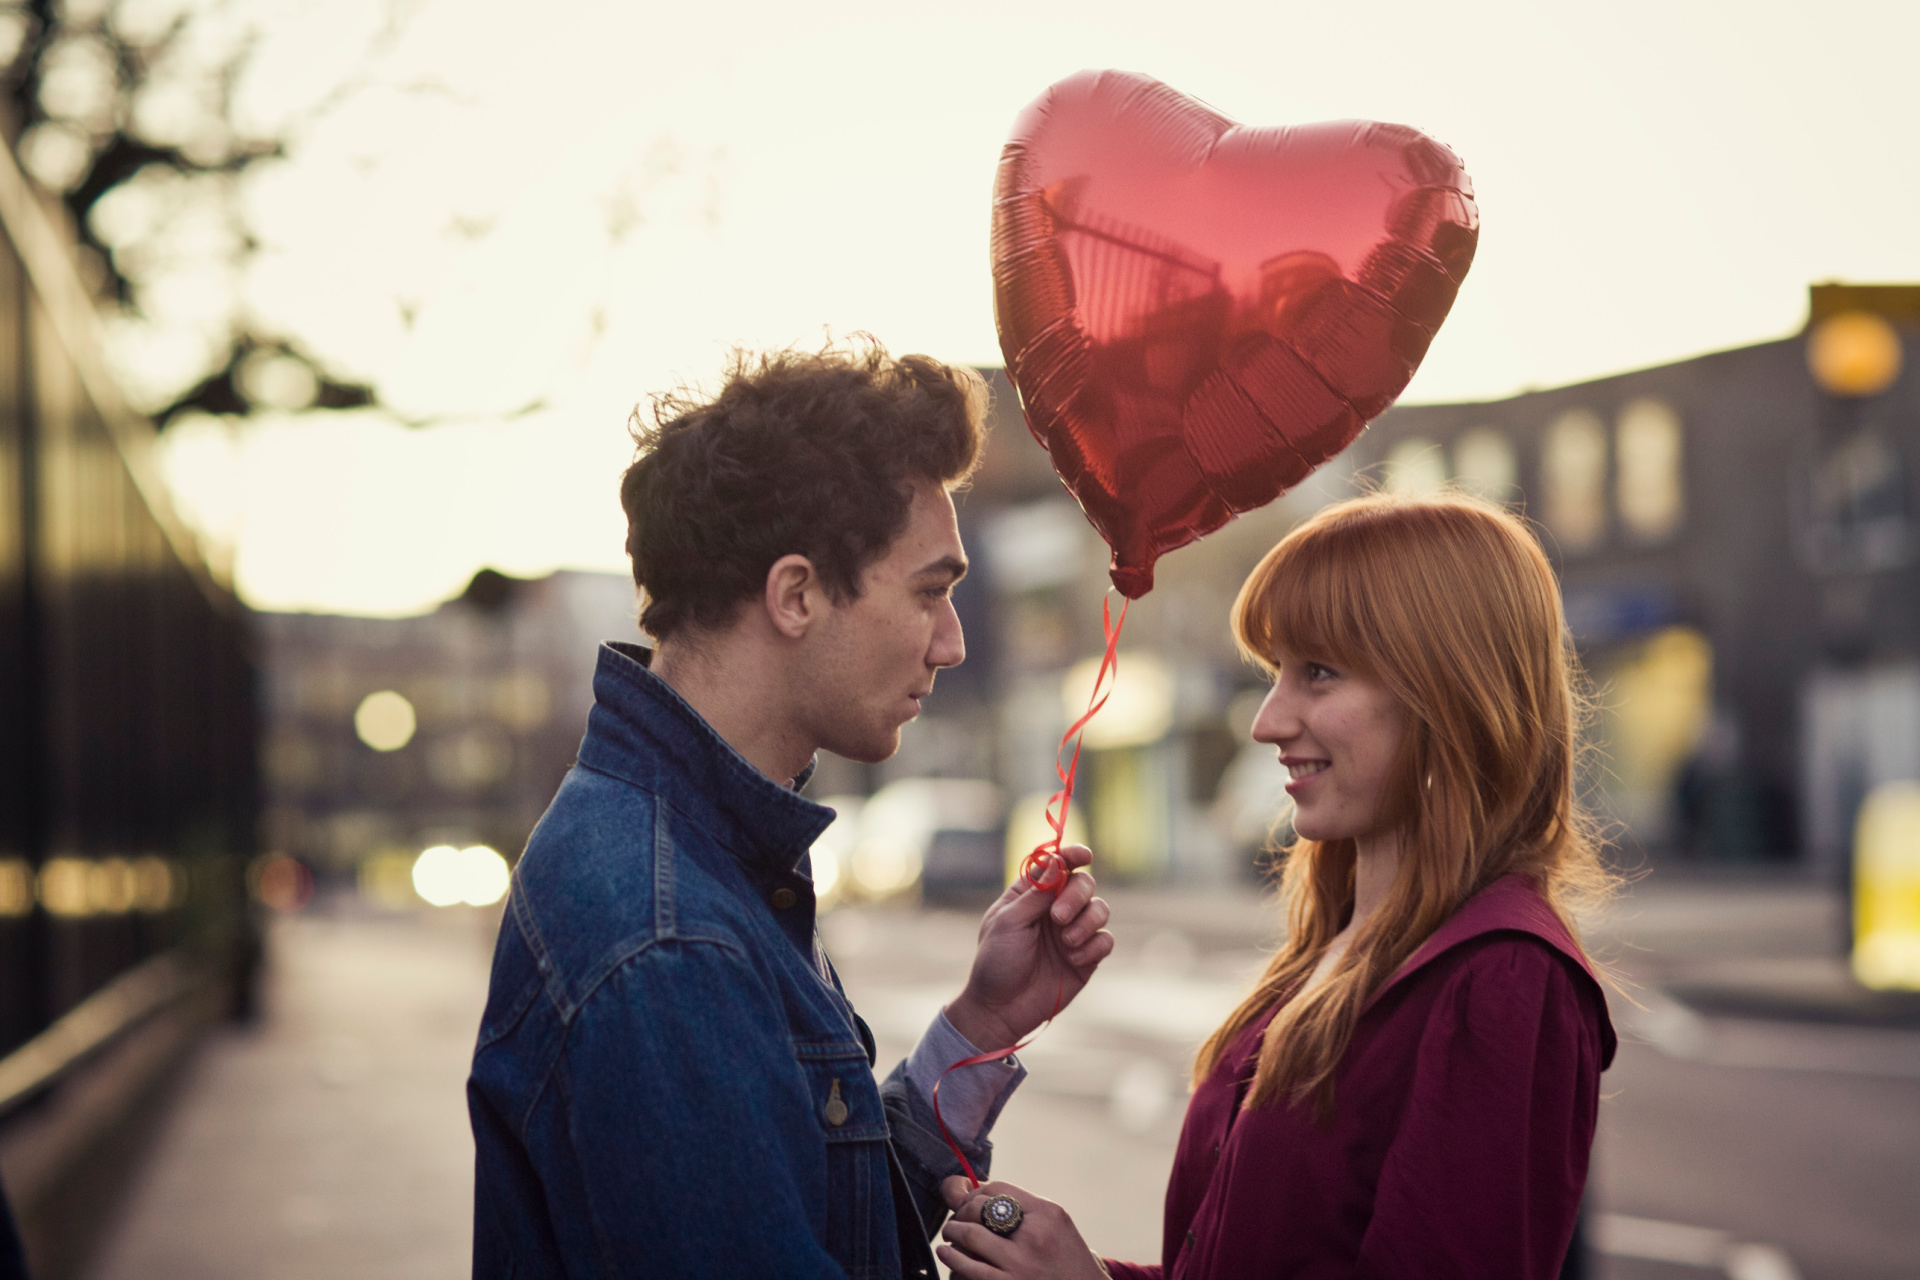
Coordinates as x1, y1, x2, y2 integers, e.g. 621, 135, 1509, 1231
1193, 492, 1615, 1112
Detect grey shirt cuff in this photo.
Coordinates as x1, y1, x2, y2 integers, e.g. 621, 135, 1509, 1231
902, 1009, 1026, 1147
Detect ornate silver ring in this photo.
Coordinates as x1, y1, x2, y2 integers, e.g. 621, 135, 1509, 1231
981, 1193, 1024, 1238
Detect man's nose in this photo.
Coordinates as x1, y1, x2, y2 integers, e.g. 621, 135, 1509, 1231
929, 601, 965, 670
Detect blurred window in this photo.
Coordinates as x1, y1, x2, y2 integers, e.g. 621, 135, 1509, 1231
1799, 427, 1913, 572
427, 728, 513, 791
1617, 399, 1684, 542
264, 731, 322, 788
983, 499, 1086, 592
1452, 428, 1517, 502
1384, 438, 1447, 497
1542, 410, 1608, 551
492, 671, 551, 729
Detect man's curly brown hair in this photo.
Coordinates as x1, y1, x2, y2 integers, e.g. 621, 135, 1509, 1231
621, 338, 990, 642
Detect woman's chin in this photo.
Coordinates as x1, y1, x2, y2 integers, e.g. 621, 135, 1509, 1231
1290, 813, 1349, 844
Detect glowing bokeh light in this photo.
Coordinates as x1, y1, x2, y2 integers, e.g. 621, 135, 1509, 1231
810, 796, 863, 909
1853, 781, 1920, 991
411, 844, 511, 908
254, 855, 315, 913
1062, 652, 1175, 750
354, 690, 417, 751
1808, 310, 1903, 397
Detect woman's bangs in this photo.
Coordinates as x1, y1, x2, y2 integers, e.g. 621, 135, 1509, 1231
1235, 533, 1367, 674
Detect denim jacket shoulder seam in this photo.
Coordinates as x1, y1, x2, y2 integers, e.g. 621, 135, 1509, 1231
475, 954, 542, 1051
519, 931, 752, 1136
570, 930, 752, 1024
506, 873, 574, 1022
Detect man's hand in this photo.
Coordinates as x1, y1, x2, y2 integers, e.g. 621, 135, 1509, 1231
943, 844, 1113, 1051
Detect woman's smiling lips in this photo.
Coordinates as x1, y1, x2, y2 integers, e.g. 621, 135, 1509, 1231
1282, 755, 1330, 796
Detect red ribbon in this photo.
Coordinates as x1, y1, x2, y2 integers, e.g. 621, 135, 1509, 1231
932, 596, 1129, 1188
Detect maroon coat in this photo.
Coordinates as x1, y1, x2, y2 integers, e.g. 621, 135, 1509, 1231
1106, 875, 1615, 1280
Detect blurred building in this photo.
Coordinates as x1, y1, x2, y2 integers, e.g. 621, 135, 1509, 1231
258, 569, 638, 882
275, 284, 1920, 912
902, 285, 1920, 888
1346, 283, 1920, 873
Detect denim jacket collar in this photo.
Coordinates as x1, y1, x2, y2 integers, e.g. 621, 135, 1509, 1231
576, 641, 833, 874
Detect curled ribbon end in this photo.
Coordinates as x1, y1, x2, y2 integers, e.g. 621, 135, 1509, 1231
1019, 847, 1069, 894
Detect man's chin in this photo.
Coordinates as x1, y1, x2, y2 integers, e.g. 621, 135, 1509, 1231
825, 729, 902, 767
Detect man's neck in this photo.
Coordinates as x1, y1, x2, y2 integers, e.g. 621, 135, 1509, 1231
649, 633, 817, 786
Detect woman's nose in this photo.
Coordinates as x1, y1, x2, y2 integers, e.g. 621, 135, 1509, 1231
1249, 683, 1298, 744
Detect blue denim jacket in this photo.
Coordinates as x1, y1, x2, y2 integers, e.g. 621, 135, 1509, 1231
469, 642, 988, 1279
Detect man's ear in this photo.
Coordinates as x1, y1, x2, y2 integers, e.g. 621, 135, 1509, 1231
763, 554, 822, 640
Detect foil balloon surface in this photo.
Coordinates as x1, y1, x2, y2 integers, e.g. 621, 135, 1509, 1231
992, 70, 1479, 597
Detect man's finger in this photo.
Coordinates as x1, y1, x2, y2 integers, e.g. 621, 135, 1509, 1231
1067, 929, 1116, 971
1059, 895, 1110, 942
996, 875, 1058, 928
1055, 843, 1094, 870
1050, 872, 1098, 924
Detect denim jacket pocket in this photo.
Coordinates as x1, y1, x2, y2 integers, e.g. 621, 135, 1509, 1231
795, 1040, 895, 1279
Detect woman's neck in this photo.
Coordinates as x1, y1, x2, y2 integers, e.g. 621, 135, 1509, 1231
1349, 830, 1402, 933
1303, 831, 1403, 994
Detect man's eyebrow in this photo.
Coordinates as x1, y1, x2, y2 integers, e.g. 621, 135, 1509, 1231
913, 555, 969, 582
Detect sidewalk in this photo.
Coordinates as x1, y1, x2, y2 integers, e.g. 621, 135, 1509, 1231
1588, 873, 1920, 1029
88, 907, 496, 1280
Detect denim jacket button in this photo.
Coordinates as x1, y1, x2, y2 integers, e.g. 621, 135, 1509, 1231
771, 887, 798, 910
824, 1078, 849, 1126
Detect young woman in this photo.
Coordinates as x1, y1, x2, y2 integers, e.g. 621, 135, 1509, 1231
937, 493, 1617, 1280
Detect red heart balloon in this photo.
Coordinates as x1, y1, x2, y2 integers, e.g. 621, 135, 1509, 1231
992, 70, 1479, 597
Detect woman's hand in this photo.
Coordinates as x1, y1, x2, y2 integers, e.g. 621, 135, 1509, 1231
938, 1177, 1110, 1280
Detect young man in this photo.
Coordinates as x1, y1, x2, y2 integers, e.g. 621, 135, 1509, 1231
468, 343, 1114, 1278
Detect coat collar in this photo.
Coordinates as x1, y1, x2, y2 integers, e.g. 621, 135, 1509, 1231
1367, 873, 1617, 1067
574, 641, 832, 874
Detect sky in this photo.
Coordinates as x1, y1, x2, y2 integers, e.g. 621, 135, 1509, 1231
136, 0, 1920, 615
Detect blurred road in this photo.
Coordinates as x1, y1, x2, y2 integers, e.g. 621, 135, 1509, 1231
88, 879, 1920, 1280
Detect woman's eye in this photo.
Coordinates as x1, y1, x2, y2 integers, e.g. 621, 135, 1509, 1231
1306, 662, 1336, 682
